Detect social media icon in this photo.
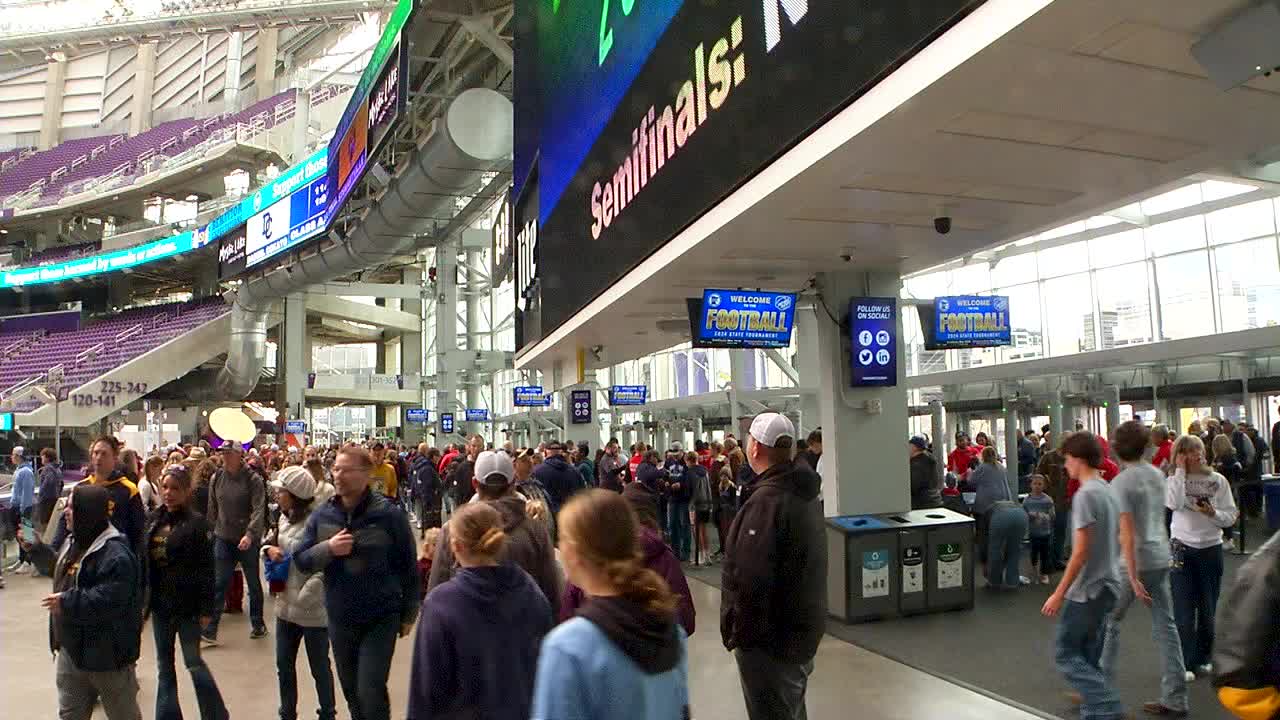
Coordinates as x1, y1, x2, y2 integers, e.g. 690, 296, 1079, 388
858, 349, 873, 365
876, 330, 891, 346
858, 330, 873, 346
876, 349, 891, 365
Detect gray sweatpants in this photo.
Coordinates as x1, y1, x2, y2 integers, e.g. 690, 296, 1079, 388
55, 651, 142, 720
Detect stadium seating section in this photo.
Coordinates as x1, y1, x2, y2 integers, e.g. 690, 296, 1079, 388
0, 299, 230, 410
0, 85, 345, 210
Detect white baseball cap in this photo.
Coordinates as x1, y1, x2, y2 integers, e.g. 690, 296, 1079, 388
475, 450, 514, 487
10, 445, 24, 457
749, 413, 796, 449
270, 465, 318, 500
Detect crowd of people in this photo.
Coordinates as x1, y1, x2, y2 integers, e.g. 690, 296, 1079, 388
904, 414, 1276, 720
2, 411, 828, 720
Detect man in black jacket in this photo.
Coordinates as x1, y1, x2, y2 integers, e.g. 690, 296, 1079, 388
533, 440, 586, 516
909, 436, 942, 509
409, 443, 440, 536
722, 412, 826, 720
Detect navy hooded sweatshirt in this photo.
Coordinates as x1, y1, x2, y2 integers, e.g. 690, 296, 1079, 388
407, 563, 551, 720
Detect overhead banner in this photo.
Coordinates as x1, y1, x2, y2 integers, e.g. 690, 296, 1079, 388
849, 297, 897, 387
207, 149, 328, 244
1, 231, 207, 288
695, 289, 796, 348
513, 385, 550, 407
244, 174, 330, 269
217, 226, 248, 279
516, 0, 982, 351
933, 295, 1011, 348
609, 385, 648, 406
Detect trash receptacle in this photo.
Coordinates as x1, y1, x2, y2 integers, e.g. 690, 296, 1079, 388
1264, 476, 1280, 533
878, 508, 975, 614
825, 515, 899, 623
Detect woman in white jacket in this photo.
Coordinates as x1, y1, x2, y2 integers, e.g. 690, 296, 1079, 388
1166, 434, 1238, 681
263, 466, 335, 720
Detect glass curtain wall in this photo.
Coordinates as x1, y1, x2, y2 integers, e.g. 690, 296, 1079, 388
902, 180, 1280, 376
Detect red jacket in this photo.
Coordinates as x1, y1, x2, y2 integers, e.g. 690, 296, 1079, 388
1151, 440, 1173, 471
947, 446, 981, 477
438, 450, 459, 474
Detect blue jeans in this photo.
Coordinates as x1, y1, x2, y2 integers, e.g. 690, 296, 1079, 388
669, 499, 692, 561
329, 613, 399, 720
1055, 587, 1123, 720
276, 619, 336, 720
986, 506, 1027, 588
209, 537, 265, 636
1171, 542, 1223, 669
1101, 567, 1187, 712
153, 610, 228, 720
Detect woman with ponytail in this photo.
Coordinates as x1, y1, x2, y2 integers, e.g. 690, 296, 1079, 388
406, 501, 550, 720
532, 489, 690, 720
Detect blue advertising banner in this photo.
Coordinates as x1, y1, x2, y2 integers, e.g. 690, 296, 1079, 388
849, 297, 897, 387
1, 231, 206, 288
0, 412, 13, 431
440, 413, 454, 434
207, 149, 328, 243
244, 175, 330, 269
696, 289, 797, 348
570, 389, 593, 424
406, 408, 429, 423
284, 420, 306, 434
609, 385, 648, 406
933, 295, 1011, 348
465, 408, 490, 422
513, 386, 550, 407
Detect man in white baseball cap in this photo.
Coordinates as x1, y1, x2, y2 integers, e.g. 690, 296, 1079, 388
721, 412, 827, 720
425, 450, 560, 620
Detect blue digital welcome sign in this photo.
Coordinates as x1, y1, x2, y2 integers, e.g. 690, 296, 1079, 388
693, 289, 796, 349
932, 295, 1011, 349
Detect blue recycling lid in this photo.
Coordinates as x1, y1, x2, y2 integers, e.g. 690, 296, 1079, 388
829, 515, 891, 532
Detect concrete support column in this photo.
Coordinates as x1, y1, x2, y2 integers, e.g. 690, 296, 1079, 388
224, 31, 245, 111
559, 384, 599, 451
1104, 385, 1121, 441
401, 267, 425, 446
279, 294, 308, 422
374, 340, 388, 430
1240, 360, 1254, 426
813, 270, 909, 516
728, 350, 747, 436
291, 85, 311, 162
464, 248, 484, 438
192, 259, 220, 299
929, 399, 946, 490
693, 417, 704, 445
1049, 389, 1065, 449
38, 57, 68, 150
130, 44, 157, 135
255, 27, 279, 100
433, 242, 459, 449
107, 274, 132, 308
1003, 399, 1019, 499
795, 305, 820, 436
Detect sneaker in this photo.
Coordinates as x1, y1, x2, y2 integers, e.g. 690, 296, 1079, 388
1223, 538, 1236, 552
250, 626, 268, 640
13, 562, 32, 575
200, 634, 219, 648
1183, 670, 1196, 682
1019, 575, 1032, 586
1141, 701, 1188, 717
1196, 663, 1212, 676
1039, 575, 1051, 585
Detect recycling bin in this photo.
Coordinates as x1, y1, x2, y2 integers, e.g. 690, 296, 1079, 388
1265, 476, 1280, 533
878, 508, 975, 614
825, 515, 900, 623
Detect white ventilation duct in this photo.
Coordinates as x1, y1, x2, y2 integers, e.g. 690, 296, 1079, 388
217, 87, 513, 398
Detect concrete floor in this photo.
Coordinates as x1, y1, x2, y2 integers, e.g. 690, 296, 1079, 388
0, 565, 1042, 719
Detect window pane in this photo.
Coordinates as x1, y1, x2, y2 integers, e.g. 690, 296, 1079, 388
949, 263, 990, 294
1214, 237, 1280, 331
1042, 273, 1093, 356
1094, 263, 1153, 348
1037, 240, 1089, 278
1202, 180, 1257, 202
995, 283, 1043, 362
1154, 251, 1214, 339
1145, 216, 1205, 257
1206, 199, 1276, 245
1089, 228, 1145, 268
990, 253, 1036, 287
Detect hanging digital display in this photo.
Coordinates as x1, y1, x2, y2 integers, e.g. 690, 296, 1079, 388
1, 231, 203, 288
440, 413, 455, 434
465, 408, 490, 422
931, 295, 1011, 349
515, 0, 983, 351
406, 408, 429, 423
691, 289, 795, 348
849, 297, 897, 388
609, 385, 648, 406
570, 389, 593, 424
243, 175, 329, 268
513, 386, 551, 407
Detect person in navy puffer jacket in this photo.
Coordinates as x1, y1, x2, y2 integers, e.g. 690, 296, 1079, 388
533, 440, 586, 516
407, 501, 550, 720
294, 447, 419, 720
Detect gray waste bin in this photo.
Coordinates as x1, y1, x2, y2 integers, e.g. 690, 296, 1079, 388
824, 515, 899, 623
883, 508, 975, 613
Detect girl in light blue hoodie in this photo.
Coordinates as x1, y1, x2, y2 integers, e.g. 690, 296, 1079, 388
532, 489, 689, 720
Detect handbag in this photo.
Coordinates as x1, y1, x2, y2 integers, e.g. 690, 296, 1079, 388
263, 553, 291, 583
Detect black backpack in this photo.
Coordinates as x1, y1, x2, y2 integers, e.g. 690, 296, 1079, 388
445, 457, 472, 505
